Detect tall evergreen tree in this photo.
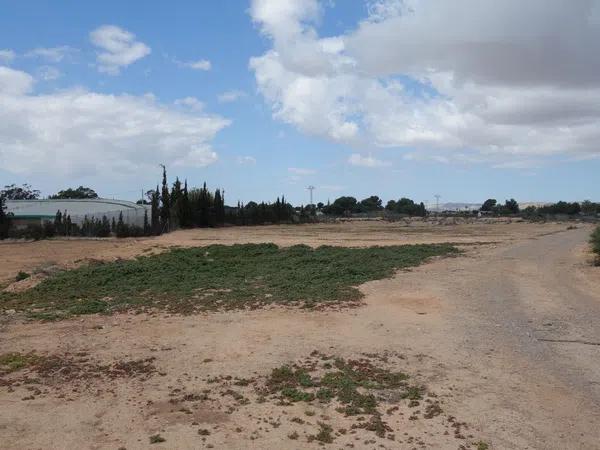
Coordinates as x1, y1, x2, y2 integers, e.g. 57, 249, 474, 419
198, 182, 210, 227
151, 185, 160, 235
0, 195, 10, 239
214, 189, 225, 226
160, 165, 170, 231
143, 209, 150, 235
180, 180, 192, 227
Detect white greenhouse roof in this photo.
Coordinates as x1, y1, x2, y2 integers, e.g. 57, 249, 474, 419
6, 199, 148, 218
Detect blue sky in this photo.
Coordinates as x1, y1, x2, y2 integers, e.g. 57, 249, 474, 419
1, 0, 599, 206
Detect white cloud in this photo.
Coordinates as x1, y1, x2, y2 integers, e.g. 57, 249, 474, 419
174, 96, 204, 111
249, 0, 600, 166
37, 66, 62, 81
0, 67, 230, 178
25, 46, 75, 63
183, 59, 211, 71
236, 156, 257, 165
218, 90, 247, 103
348, 153, 389, 168
288, 167, 316, 175
0, 50, 15, 64
90, 25, 150, 75
0, 66, 34, 95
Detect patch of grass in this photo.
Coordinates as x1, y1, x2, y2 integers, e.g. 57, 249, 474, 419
0, 352, 40, 374
591, 226, 600, 265
15, 271, 31, 282
0, 243, 458, 318
476, 441, 490, 450
149, 434, 165, 444
309, 422, 334, 444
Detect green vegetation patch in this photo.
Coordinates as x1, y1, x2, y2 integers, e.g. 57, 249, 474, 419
0, 352, 41, 374
0, 243, 457, 318
265, 355, 415, 420
591, 226, 600, 264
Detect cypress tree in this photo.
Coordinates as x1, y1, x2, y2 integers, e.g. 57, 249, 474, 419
143, 209, 150, 235
0, 195, 9, 239
214, 189, 225, 226
151, 185, 160, 235
198, 182, 209, 227
180, 180, 192, 228
65, 214, 72, 236
116, 211, 126, 237
160, 165, 170, 231
100, 215, 110, 237
54, 210, 63, 235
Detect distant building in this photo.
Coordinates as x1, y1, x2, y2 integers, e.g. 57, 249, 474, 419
6, 199, 149, 229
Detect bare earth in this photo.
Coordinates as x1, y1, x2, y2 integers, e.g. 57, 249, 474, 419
1, 220, 599, 449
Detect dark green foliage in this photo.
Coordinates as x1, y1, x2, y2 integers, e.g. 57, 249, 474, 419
1, 183, 40, 200
80, 215, 111, 237
15, 271, 30, 281
480, 199, 497, 212
385, 198, 426, 216
160, 165, 171, 231
591, 226, 600, 263
359, 195, 383, 212
49, 186, 98, 199
0, 195, 10, 239
151, 186, 160, 234
537, 201, 581, 215
581, 200, 600, 216
0, 243, 457, 317
149, 434, 166, 444
322, 196, 358, 216
504, 198, 520, 214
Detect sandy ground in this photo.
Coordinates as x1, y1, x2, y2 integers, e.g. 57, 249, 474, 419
1, 220, 599, 450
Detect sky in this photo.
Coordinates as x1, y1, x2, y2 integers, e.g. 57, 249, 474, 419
1, 0, 600, 207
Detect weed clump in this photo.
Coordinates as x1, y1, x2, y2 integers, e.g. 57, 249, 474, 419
15, 271, 30, 282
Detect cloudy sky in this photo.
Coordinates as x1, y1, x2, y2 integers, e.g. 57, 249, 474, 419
1, 0, 599, 205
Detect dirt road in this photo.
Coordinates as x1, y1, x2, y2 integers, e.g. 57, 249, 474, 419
391, 225, 600, 449
1, 224, 599, 449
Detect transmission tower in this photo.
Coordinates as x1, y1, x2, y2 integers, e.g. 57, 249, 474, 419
307, 185, 315, 206
434, 194, 441, 212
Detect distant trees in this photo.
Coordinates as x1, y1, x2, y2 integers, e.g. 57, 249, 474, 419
480, 199, 497, 212
386, 198, 426, 216
480, 198, 519, 215
359, 196, 383, 212
1, 184, 40, 200
0, 195, 11, 239
320, 195, 426, 217
50, 186, 98, 199
537, 201, 581, 215
322, 196, 358, 216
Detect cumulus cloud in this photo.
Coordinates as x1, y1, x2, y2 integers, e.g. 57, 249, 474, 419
25, 46, 76, 63
0, 66, 229, 177
171, 56, 212, 71
0, 49, 15, 64
348, 153, 389, 168
36, 66, 62, 81
174, 96, 204, 111
218, 90, 247, 103
90, 25, 150, 75
288, 167, 316, 175
236, 155, 257, 165
249, 0, 600, 166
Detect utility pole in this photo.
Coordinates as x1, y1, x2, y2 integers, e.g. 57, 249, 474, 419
307, 185, 315, 206
434, 194, 441, 212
